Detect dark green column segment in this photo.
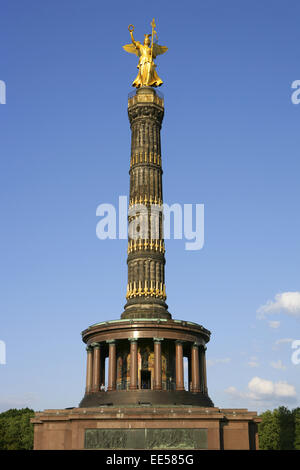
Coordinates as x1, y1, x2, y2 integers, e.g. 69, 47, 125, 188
130, 120, 161, 156
122, 86, 171, 320
127, 254, 165, 286
129, 89, 163, 158
129, 166, 162, 204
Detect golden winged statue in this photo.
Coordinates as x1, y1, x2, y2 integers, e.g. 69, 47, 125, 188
123, 19, 168, 88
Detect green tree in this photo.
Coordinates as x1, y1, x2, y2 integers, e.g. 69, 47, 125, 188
0, 408, 34, 450
258, 409, 280, 450
294, 408, 300, 450
258, 406, 300, 450
277, 406, 295, 450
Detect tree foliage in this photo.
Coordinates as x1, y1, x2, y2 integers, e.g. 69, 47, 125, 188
0, 408, 34, 450
294, 408, 300, 450
258, 409, 280, 449
258, 406, 300, 450
0, 406, 299, 450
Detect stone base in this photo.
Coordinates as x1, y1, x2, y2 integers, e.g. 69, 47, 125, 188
79, 390, 214, 408
31, 406, 261, 450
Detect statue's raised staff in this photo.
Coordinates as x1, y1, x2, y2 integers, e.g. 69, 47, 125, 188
123, 19, 168, 88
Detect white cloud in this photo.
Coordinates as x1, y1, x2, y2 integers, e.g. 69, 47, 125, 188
257, 292, 300, 318
0, 393, 39, 413
275, 338, 294, 345
224, 386, 238, 395
268, 321, 280, 329
248, 377, 274, 398
248, 362, 259, 368
270, 360, 286, 370
225, 376, 297, 403
273, 381, 296, 398
224, 386, 245, 399
207, 358, 231, 367
272, 338, 294, 350
247, 356, 259, 368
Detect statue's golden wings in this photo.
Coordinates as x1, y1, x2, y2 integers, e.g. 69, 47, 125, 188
152, 43, 168, 58
123, 43, 168, 58
123, 43, 139, 56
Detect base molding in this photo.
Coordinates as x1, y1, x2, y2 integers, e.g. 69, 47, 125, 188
79, 389, 214, 408
31, 406, 261, 450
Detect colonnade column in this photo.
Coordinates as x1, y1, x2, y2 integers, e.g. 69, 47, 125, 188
100, 349, 106, 389
191, 342, 200, 393
202, 345, 208, 394
175, 340, 184, 391
153, 338, 163, 390
85, 346, 93, 394
129, 338, 138, 390
91, 342, 101, 392
199, 345, 205, 393
107, 340, 117, 391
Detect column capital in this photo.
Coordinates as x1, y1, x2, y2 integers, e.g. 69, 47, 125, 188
153, 337, 164, 343
106, 339, 116, 345
192, 342, 200, 348
175, 340, 184, 345
86, 345, 93, 352
91, 342, 101, 349
128, 337, 138, 343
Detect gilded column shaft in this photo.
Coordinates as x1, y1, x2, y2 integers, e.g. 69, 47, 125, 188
122, 87, 170, 320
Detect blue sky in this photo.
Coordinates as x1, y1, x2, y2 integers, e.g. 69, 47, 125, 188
0, 0, 300, 413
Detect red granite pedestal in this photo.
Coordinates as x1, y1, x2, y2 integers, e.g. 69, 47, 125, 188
32, 406, 260, 450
